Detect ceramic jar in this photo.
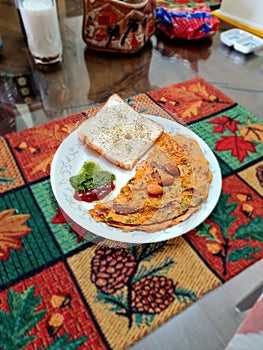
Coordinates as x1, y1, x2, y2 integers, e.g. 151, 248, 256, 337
82, 0, 156, 53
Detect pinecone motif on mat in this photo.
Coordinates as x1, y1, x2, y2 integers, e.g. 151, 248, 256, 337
256, 165, 263, 187
91, 246, 136, 294
131, 275, 175, 314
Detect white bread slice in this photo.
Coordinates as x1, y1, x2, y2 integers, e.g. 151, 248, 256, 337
78, 94, 164, 170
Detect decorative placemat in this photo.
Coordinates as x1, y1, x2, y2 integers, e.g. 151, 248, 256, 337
0, 76, 262, 349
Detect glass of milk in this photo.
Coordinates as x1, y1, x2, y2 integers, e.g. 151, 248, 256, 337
18, 0, 62, 65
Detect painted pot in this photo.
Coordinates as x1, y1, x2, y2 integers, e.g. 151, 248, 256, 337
82, 0, 156, 53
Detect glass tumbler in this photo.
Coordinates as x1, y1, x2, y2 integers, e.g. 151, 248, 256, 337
18, 0, 63, 65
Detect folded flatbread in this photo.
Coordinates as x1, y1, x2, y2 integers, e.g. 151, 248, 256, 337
89, 133, 212, 233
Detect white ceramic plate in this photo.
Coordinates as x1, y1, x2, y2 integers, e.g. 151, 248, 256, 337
50, 115, 222, 244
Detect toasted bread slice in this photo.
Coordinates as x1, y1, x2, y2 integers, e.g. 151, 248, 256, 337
78, 94, 164, 170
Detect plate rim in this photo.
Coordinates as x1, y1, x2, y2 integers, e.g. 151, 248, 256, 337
50, 114, 222, 244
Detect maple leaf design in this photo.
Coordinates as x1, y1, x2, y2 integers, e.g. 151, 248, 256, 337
52, 121, 82, 142
39, 122, 79, 144
215, 135, 257, 162
182, 101, 202, 119
239, 117, 263, 143
168, 83, 230, 120
30, 154, 54, 176
51, 207, 68, 224
208, 115, 241, 134
27, 121, 82, 178
187, 83, 222, 103
51, 208, 85, 242
189, 83, 210, 99
0, 209, 32, 260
